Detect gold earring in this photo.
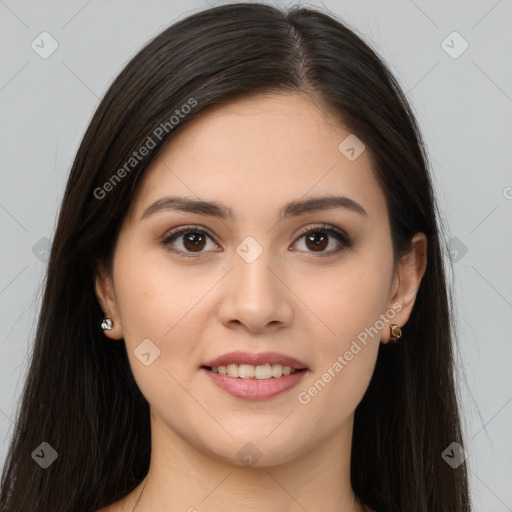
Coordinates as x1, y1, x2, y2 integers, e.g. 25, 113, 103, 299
389, 324, 402, 342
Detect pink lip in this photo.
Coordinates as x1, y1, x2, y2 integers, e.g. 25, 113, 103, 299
201, 350, 309, 370
201, 367, 308, 400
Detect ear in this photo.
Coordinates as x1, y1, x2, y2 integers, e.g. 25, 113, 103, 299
382, 232, 427, 343
94, 263, 124, 340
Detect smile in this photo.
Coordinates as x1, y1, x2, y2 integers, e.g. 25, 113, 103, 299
204, 363, 298, 379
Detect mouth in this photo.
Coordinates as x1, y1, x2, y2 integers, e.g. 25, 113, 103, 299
200, 350, 309, 400
200, 350, 309, 379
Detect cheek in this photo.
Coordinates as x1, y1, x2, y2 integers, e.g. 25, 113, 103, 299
296, 259, 392, 350
296, 346, 377, 442
113, 239, 208, 339
111, 240, 226, 388
111, 244, 209, 403
295, 266, 386, 427
292, 253, 391, 409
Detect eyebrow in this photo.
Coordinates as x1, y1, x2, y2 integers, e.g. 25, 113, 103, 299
140, 194, 368, 221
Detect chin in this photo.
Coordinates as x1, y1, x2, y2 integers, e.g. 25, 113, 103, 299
202, 435, 309, 469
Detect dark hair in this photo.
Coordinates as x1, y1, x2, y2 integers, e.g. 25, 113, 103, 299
0, 3, 470, 511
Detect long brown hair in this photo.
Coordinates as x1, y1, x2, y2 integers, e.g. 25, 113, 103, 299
0, 3, 470, 511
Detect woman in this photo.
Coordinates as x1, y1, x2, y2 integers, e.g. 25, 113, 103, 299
0, 3, 471, 511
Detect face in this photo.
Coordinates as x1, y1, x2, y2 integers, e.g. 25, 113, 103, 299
96, 92, 425, 467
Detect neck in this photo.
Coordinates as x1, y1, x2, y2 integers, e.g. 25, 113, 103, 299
127, 413, 367, 512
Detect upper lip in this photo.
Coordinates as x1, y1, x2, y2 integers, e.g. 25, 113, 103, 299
202, 350, 309, 370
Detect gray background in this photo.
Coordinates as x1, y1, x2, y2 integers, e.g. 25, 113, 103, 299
0, 0, 511, 510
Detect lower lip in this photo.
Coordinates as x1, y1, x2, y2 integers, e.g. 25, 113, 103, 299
201, 367, 308, 400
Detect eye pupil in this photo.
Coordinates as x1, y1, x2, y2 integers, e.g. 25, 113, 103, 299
306, 232, 328, 252
183, 232, 206, 251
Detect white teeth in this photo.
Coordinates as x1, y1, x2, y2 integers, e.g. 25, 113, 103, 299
209, 363, 297, 379
255, 364, 272, 379
238, 364, 255, 378
272, 364, 283, 377
226, 364, 239, 377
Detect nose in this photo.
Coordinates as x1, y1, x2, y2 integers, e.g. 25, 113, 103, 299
216, 246, 293, 333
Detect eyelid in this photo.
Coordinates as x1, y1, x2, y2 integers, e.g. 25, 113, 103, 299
165, 224, 218, 241
294, 223, 349, 242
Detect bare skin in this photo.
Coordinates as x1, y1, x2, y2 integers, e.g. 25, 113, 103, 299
95, 91, 427, 512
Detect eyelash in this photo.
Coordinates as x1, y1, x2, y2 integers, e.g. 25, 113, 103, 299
160, 223, 353, 259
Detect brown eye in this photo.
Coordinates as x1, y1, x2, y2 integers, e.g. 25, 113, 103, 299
160, 223, 352, 259
292, 224, 353, 257
182, 232, 207, 252
304, 231, 329, 252
160, 226, 219, 258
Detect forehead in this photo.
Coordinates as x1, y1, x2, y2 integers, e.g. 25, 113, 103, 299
127, 92, 386, 225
